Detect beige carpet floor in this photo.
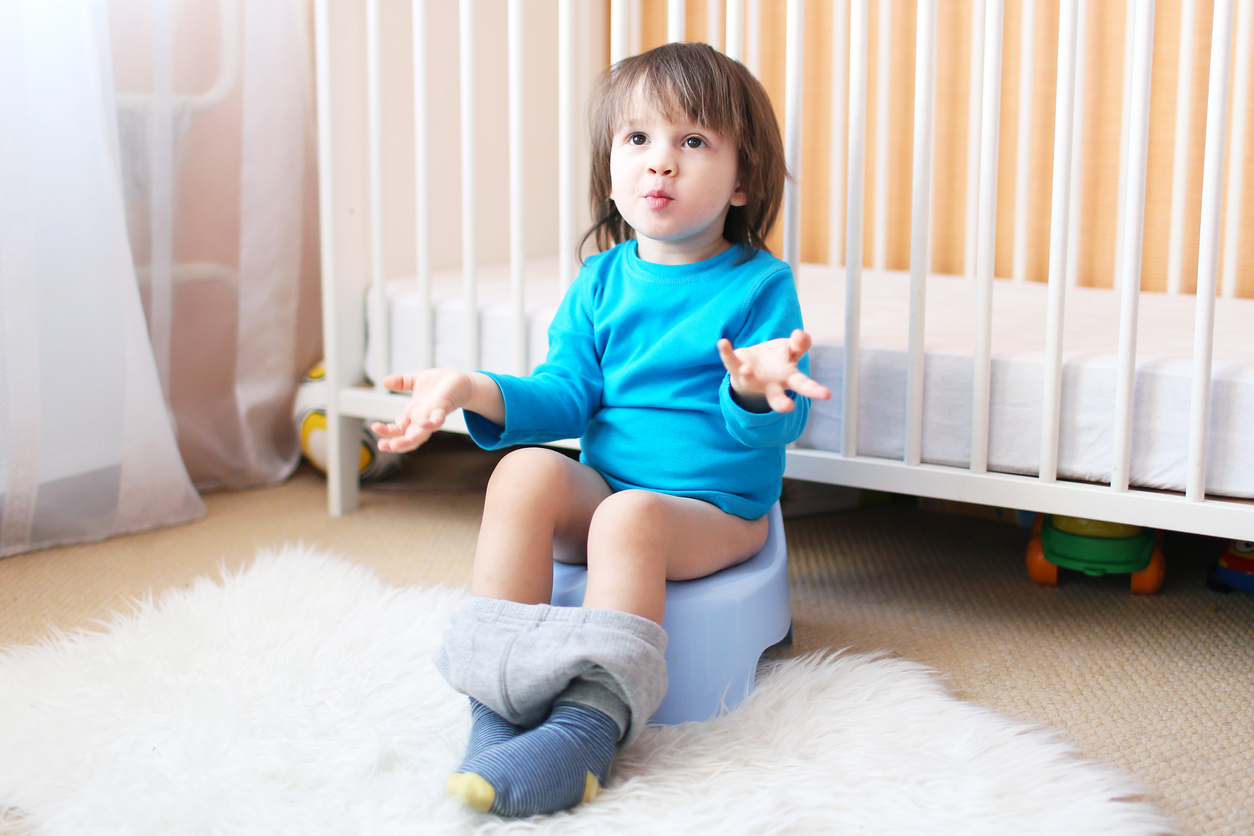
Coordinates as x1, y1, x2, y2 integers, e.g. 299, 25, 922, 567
1, 436, 1251, 835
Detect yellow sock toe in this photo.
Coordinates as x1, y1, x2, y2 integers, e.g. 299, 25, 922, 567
447, 772, 496, 812
582, 771, 601, 803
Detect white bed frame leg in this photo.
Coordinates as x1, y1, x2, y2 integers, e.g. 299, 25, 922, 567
326, 410, 362, 517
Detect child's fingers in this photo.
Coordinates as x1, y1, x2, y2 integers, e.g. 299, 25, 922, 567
377, 429, 419, 453
375, 412, 417, 435
415, 407, 448, 433
788, 329, 812, 358
764, 382, 796, 413
370, 420, 401, 437
382, 433, 429, 453
374, 407, 431, 446
395, 407, 446, 446
718, 341, 753, 374
787, 371, 832, 401
718, 338, 761, 387
380, 416, 437, 453
380, 374, 414, 393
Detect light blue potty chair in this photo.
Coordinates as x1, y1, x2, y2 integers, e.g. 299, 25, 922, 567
550, 501, 791, 725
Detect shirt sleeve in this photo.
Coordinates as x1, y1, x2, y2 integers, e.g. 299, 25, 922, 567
719, 265, 812, 449
463, 275, 603, 449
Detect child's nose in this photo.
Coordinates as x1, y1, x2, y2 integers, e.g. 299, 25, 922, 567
647, 153, 675, 176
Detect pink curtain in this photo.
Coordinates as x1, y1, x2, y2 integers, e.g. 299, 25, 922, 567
111, 0, 323, 491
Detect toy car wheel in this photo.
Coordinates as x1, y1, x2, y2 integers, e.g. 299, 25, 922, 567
1026, 537, 1058, 586
1206, 563, 1233, 593
1129, 546, 1166, 595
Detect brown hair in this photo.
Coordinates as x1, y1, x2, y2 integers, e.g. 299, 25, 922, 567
580, 42, 786, 261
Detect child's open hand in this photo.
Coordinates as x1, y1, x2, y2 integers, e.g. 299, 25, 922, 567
370, 369, 474, 453
717, 329, 832, 413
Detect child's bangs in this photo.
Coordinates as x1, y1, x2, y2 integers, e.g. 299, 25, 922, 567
611, 56, 742, 143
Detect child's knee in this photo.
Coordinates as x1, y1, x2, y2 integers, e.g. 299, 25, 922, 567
486, 447, 575, 502
589, 490, 670, 547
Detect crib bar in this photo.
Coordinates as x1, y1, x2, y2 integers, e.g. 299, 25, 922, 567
631, 0, 643, 55
905, 0, 936, 468
964, 0, 986, 278
459, 0, 478, 371
366, 0, 389, 384
1187, 0, 1236, 502
668, 0, 685, 42
746, 0, 761, 76
872, 0, 891, 271
828, 0, 848, 266
1166, 0, 1197, 296
314, 0, 354, 516
1011, 0, 1035, 284
1111, 0, 1156, 493
558, 0, 575, 292
611, 0, 628, 65
707, 0, 723, 52
1065, 0, 1088, 289
1112, 0, 1138, 293
508, 0, 526, 376
970, 0, 1003, 476
783, 0, 804, 274
726, 0, 744, 60
844, 0, 868, 458
412, 0, 432, 370
1222, 0, 1251, 299
1040, 0, 1079, 485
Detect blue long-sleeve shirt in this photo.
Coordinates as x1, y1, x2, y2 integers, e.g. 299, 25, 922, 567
463, 242, 811, 519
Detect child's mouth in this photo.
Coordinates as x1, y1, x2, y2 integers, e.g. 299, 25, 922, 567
644, 191, 672, 210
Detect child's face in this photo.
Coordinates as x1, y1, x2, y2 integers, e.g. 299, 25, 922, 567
609, 95, 747, 265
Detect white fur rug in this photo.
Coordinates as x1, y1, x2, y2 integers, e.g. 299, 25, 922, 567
0, 546, 1173, 836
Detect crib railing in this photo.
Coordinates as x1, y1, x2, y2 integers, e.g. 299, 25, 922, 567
315, 0, 1253, 541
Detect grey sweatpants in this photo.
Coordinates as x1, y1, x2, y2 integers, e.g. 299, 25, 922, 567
434, 597, 669, 745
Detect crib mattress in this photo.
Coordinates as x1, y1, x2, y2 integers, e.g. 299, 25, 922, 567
374, 259, 1254, 500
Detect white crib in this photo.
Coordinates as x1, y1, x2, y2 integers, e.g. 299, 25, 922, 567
313, 0, 1254, 543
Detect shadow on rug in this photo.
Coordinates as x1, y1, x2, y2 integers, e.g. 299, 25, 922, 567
0, 546, 1175, 836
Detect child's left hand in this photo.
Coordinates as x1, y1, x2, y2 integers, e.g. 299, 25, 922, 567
717, 329, 832, 413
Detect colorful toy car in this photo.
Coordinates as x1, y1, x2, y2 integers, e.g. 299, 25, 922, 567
1205, 540, 1254, 593
1025, 514, 1166, 594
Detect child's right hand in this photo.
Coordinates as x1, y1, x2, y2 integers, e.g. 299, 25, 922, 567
370, 369, 475, 453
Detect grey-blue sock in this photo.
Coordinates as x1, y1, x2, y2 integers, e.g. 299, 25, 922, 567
463, 698, 525, 764
447, 701, 622, 817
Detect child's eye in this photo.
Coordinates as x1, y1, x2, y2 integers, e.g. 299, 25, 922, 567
628, 133, 647, 146
683, 136, 706, 149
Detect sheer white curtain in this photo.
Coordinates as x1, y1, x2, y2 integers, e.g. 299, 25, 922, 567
0, 0, 320, 558
0, 0, 204, 557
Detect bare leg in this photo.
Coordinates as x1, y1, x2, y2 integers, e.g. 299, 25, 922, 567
471, 447, 612, 604
581, 490, 769, 624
